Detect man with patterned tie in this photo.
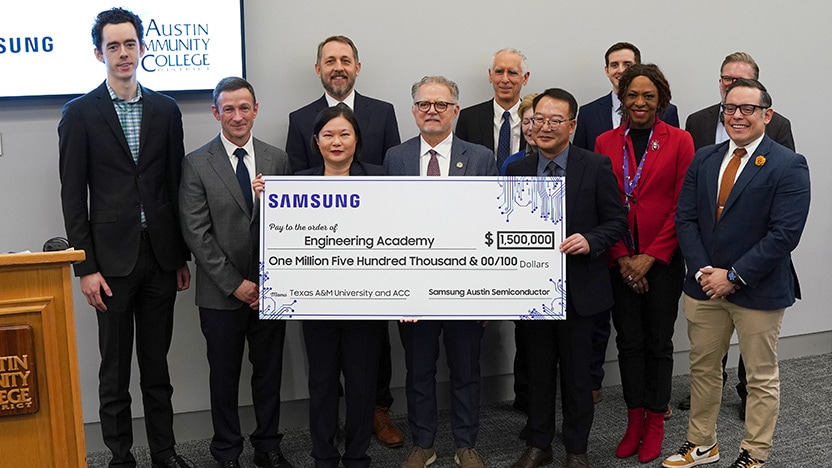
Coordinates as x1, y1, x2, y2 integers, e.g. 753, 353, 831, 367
664, 79, 810, 468
179, 77, 293, 468
384, 76, 496, 468
456, 47, 530, 168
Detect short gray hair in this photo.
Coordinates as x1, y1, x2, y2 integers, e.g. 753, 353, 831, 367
411, 76, 460, 102
491, 47, 528, 75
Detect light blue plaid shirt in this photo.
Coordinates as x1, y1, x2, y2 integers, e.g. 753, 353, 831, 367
106, 81, 146, 225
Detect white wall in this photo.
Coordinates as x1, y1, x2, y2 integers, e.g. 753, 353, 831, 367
0, 0, 829, 429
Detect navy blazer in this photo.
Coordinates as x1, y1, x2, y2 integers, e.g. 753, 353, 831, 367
285, 92, 400, 172
384, 135, 497, 176
456, 98, 527, 153
505, 145, 628, 317
573, 92, 680, 151
675, 136, 810, 310
684, 103, 795, 151
59, 81, 189, 277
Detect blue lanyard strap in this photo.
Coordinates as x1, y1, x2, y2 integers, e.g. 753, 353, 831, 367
622, 126, 654, 207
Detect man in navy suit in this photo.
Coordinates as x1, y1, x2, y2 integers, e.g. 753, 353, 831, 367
285, 35, 404, 448
58, 8, 192, 468
679, 51, 796, 418
385, 76, 496, 468
455, 47, 531, 164
664, 79, 810, 468
572, 41, 679, 406
507, 89, 627, 468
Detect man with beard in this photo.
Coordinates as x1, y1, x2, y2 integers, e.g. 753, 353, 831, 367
285, 35, 405, 450
286, 35, 400, 171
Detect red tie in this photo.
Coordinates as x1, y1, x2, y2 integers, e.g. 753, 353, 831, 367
427, 149, 441, 176
716, 147, 746, 221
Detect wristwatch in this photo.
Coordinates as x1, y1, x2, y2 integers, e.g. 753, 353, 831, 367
727, 268, 742, 285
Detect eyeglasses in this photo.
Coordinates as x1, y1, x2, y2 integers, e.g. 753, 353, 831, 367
720, 75, 742, 85
414, 101, 455, 113
531, 116, 574, 129
721, 103, 767, 116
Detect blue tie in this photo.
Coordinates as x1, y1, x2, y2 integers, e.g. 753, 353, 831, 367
234, 147, 253, 214
496, 110, 511, 169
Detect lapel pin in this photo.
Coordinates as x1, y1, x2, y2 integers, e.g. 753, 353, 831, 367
651, 140, 660, 151
755, 155, 766, 166
456, 162, 464, 168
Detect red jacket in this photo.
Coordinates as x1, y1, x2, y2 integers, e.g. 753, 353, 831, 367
594, 119, 694, 265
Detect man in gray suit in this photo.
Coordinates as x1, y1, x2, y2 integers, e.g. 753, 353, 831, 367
179, 77, 293, 468
385, 76, 496, 468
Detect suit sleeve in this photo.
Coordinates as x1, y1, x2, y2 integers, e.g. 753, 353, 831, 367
573, 110, 591, 150
675, 153, 711, 276
732, 154, 810, 287
166, 102, 190, 264
642, 132, 695, 264
179, 157, 245, 297
585, 156, 628, 257
58, 102, 99, 276
286, 113, 310, 173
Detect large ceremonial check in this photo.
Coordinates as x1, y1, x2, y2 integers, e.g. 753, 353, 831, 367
259, 176, 566, 320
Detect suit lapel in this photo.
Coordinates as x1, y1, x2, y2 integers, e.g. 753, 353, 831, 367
600, 93, 614, 130
722, 137, 770, 217
138, 86, 154, 168
252, 139, 274, 224
565, 145, 586, 224
705, 141, 729, 220
404, 138, 421, 176
207, 137, 251, 217
635, 121, 666, 189
449, 137, 469, 176
93, 84, 133, 162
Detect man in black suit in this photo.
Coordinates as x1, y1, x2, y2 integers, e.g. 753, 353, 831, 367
508, 89, 627, 468
679, 51, 796, 419
456, 47, 530, 166
58, 8, 192, 468
572, 41, 679, 407
179, 77, 293, 468
285, 34, 404, 448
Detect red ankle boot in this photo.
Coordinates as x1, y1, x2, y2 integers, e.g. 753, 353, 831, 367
638, 409, 665, 463
616, 408, 645, 458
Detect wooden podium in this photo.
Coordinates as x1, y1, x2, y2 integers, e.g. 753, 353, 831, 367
0, 250, 87, 467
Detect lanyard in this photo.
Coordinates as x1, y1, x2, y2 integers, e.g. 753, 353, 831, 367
622, 126, 654, 208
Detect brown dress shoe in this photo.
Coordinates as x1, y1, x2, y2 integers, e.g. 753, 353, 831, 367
511, 446, 553, 468
374, 406, 404, 448
592, 390, 602, 404
565, 453, 591, 468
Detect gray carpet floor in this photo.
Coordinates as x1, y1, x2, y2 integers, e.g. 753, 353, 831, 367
87, 352, 832, 467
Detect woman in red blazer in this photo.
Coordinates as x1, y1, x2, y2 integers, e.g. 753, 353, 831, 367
594, 64, 694, 463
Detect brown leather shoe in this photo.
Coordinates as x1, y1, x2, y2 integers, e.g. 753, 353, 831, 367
511, 446, 553, 468
565, 453, 591, 468
592, 390, 602, 404
374, 406, 404, 448
664, 403, 673, 420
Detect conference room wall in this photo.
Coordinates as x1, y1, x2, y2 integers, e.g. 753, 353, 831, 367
0, 0, 828, 444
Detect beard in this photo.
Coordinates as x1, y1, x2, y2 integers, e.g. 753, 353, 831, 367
321, 73, 355, 99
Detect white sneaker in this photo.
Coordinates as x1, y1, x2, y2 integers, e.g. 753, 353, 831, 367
662, 441, 720, 467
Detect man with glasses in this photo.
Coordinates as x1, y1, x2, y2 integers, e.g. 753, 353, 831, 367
286, 35, 405, 449
507, 88, 627, 468
679, 52, 796, 419
385, 76, 496, 468
664, 79, 809, 468
455, 48, 530, 168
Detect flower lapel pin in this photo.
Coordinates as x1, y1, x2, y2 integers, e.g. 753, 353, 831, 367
755, 155, 766, 167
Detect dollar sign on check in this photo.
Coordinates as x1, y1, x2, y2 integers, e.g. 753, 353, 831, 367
484, 231, 493, 247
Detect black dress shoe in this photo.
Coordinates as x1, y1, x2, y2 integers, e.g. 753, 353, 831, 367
254, 448, 294, 468
511, 446, 553, 468
565, 453, 591, 468
218, 460, 240, 468
153, 455, 195, 468
677, 393, 691, 410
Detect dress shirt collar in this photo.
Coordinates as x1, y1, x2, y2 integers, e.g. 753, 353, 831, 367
537, 146, 569, 176
106, 80, 142, 103
610, 91, 622, 128
493, 98, 522, 154
324, 89, 356, 110
419, 133, 454, 176
219, 132, 255, 163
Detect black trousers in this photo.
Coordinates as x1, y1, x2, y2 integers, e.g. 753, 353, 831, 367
610, 253, 684, 413
304, 320, 384, 468
517, 312, 595, 454
398, 320, 484, 449
589, 309, 612, 390
97, 237, 178, 467
199, 305, 286, 462
375, 323, 395, 408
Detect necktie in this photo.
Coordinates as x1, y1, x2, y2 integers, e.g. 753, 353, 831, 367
427, 149, 441, 176
234, 147, 254, 214
544, 160, 558, 177
716, 147, 746, 221
496, 110, 512, 169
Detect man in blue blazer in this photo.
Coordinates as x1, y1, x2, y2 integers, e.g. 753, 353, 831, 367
385, 76, 496, 468
572, 41, 679, 406
58, 8, 192, 468
286, 35, 400, 172
665, 79, 810, 468
507, 89, 627, 468
285, 35, 404, 447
